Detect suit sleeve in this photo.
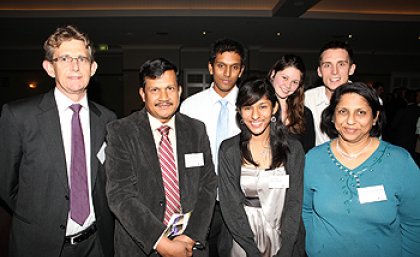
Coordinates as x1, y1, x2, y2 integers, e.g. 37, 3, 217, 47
0, 104, 22, 211
183, 123, 217, 244
105, 122, 166, 254
218, 139, 262, 256
276, 140, 306, 257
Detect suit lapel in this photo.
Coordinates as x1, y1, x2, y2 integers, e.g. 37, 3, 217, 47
174, 113, 193, 209
89, 102, 104, 190
37, 90, 69, 193
137, 109, 165, 196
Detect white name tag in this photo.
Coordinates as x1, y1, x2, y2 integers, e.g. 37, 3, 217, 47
269, 175, 289, 189
97, 142, 107, 164
185, 153, 204, 168
357, 185, 387, 204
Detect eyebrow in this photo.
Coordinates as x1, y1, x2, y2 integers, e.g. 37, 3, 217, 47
215, 61, 241, 66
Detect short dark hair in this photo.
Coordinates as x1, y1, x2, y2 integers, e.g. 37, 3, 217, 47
209, 38, 246, 66
236, 78, 289, 169
319, 40, 354, 65
321, 82, 384, 138
139, 58, 178, 88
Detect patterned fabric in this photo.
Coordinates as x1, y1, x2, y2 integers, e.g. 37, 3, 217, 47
69, 104, 90, 225
158, 125, 181, 225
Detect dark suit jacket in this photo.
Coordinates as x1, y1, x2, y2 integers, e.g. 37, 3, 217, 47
105, 109, 217, 257
389, 103, 420, 157
218, 135, 306, 257
0, 90, 116, 257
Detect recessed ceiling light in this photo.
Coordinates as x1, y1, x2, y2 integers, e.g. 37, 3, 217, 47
276, 32, 281, 36
202, 31, 207, 35
348, 34, 353, 39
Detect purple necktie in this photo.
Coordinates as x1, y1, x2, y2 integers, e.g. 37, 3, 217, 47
69, 104, 90, 225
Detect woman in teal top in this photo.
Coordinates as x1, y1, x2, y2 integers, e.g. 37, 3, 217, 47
303, 82, 420, 257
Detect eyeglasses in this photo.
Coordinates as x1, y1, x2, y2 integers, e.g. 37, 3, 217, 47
51, 55, 91, 65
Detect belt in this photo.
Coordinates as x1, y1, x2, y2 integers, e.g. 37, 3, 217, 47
65, 223, 97, 245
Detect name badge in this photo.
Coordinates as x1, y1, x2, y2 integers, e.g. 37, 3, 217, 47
97, 142, 107, 164
357, 185, 387, 204
185, 153, 204, 168
269, 175, 289, 189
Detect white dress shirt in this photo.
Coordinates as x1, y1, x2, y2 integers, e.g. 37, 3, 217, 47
304, 86, 331, 146
54, 88, 95, 236
180, 83, 240, 173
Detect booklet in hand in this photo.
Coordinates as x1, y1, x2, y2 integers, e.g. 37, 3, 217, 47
163, 212, 192, 239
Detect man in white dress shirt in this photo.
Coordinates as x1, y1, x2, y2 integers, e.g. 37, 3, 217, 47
180, 38, 246, 257
305, 40, 356, 146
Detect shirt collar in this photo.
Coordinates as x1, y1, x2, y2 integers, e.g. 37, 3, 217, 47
54, 88, 89, 112
317, 80, 353, 107
209, 82, 239, 106
316, 86, 330, 106
147, 112, 176, 132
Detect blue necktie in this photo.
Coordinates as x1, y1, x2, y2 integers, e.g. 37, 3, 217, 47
215, 99, 229, 165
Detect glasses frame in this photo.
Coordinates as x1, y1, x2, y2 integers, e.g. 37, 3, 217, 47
51, 55, 91, 65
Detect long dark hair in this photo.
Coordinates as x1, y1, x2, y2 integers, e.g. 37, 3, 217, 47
236, 78, 289, 169
268, 54, 306, 135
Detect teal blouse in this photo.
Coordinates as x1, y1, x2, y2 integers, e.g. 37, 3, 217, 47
303, 140, 420, 257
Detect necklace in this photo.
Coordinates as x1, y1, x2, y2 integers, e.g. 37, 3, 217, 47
251, 139, 271, 160
260, 146, 271, 159
335, 138, 373, 160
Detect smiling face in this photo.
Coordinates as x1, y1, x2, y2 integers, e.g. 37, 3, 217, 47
318, 48, 356, 98
42, 39, 97, 102
208, 51, 244, 97
139, 70, 182, 124
239, 96, 278, 137
270, 66, 302, 99
333, 93, 378, 143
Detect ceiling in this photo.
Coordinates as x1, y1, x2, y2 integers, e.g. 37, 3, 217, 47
0, 0, 419, 54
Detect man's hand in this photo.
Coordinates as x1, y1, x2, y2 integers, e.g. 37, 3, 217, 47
173, 235, 195, 250
156, 236, 193, 257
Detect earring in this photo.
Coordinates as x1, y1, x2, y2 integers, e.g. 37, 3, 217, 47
271, 116, 277, 123
373, 122, 376, 126
240, 119, 244, 124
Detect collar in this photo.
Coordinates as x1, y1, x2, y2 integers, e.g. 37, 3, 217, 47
311, 86, 330, 107
209, 82, 238, 106
147, 112, 176, 132
54, 88, 89, 112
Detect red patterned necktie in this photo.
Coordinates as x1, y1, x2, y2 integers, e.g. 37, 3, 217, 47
158, 125, 181, 225
69, 104, 90, 225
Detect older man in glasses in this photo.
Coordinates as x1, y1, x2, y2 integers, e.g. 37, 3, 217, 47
0, 25, 116, 257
